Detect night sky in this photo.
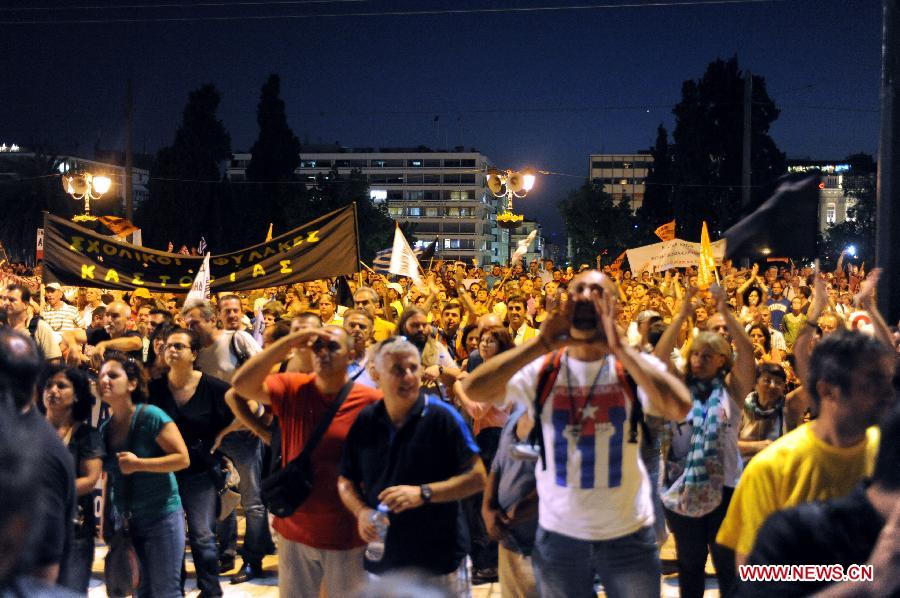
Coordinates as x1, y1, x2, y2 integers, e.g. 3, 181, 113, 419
0, 0, 884, 242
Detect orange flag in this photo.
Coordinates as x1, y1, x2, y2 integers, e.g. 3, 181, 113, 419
654, 220, 676, 242
697, 221, 718, 290
609, 251, 627, 275
97, 215, 140, 238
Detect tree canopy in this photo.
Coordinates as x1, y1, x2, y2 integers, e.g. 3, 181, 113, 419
669, 56, 785, 240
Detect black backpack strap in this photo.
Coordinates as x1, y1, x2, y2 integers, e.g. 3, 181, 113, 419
27, 315, 40, 339
614, 360, 649, 445
282, 379, 354, 470
530, 349, 563, 470
230, 331, 250, 367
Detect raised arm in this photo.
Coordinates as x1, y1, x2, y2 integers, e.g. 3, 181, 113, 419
654, 286, 697, 365
854, 268, 894, 350
711, 284, 755, 403
461, 306, 571, 403
232, 329, 317, 405
596, 290, 691, 421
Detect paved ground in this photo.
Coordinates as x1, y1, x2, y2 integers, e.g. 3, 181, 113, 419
85, 520, 719, 596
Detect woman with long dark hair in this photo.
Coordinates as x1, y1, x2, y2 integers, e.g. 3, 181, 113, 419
40, 365, 101, 594
99, 352, 190, 597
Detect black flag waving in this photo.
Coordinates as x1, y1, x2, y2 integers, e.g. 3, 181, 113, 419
723, 175, 821, 260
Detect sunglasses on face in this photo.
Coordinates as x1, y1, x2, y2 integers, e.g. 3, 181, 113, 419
312, 339, 343, 353
165, 342, 190, 352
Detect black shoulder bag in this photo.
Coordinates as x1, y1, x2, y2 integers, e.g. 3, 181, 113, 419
261, 380, 354, 518
104, 404, 145, 597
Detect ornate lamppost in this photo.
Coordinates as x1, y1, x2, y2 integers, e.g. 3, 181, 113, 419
61, 171, 112, 222
486, 167, 536, 230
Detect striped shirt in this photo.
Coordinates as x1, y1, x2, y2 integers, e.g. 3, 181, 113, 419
42, 303, 83, 332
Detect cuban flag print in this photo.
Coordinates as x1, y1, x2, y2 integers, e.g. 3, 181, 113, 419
550, 384, 628, 489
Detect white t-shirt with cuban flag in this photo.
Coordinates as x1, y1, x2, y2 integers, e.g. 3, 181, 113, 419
505, 350, 663, 541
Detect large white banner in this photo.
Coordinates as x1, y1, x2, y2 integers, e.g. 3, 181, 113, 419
625, 238, 726, 275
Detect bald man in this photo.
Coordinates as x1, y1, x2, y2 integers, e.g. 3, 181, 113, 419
93, 300, 144, 362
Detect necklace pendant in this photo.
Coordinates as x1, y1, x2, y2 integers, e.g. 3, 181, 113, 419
564, 424, 582, 442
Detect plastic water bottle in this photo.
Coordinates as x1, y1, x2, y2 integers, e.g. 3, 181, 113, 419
365, 503, 390, 562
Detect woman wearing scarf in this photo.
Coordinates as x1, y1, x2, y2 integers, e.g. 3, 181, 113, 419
738, 363, 791, 466
661, 285, 755, 598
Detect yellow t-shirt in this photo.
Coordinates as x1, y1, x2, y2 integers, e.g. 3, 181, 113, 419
373, 317, 396, 342
716, 422, 879, 556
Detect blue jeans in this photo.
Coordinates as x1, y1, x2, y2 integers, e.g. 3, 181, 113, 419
215, 431, 272, 565
59, 533, 95, 594
131, 509, 185, 598
532, 525, 661, 598
179, 471, 223, 596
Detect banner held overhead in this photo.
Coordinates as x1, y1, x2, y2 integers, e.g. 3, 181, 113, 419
42, 204, 360, 292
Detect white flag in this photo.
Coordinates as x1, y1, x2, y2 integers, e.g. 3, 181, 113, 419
186, 253, 211, 304
388, 225, 423, 288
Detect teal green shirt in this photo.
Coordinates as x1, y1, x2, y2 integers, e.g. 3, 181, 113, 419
101, 403, 182, 522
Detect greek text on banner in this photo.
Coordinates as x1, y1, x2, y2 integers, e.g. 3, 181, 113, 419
42, 204, 360, 292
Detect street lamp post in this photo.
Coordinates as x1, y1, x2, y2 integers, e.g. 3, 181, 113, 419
486, 167, 537, 264
61, 172, 112, 221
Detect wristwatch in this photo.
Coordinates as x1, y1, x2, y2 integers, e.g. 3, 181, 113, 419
420, 484, 433, 504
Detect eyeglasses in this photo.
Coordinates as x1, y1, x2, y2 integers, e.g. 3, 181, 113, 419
758, 376, 786, 387
164, 342, 190, 352
312, 339, 343, 353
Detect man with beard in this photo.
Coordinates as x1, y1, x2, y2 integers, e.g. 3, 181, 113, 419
436, 301, 465, 362
343, 309, 377, 389
462, 270, 692, 598
232, 326, 380, 596
181, 299, 272, 583
507, 295, 539, 347
395, 307, 460, 390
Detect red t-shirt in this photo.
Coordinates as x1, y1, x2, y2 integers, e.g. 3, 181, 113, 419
266, 372, 381, 549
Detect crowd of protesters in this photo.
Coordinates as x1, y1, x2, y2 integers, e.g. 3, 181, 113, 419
0, 250, 898, 598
